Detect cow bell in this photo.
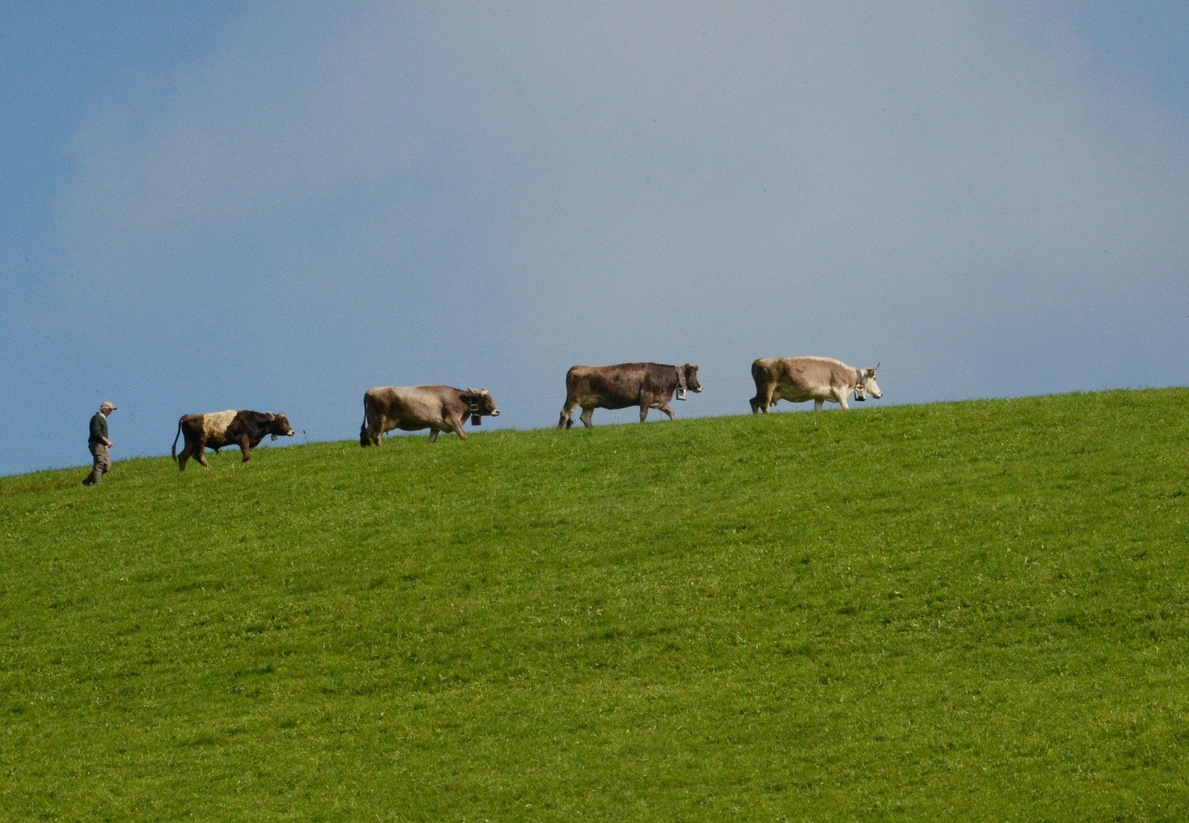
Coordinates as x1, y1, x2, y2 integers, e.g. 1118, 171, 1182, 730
854, 386, 866, 401
675, 365, 689, 401
471, 413, 482, 426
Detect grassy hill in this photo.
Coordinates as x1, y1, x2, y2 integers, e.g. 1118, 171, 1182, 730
2, 390, 1187, 821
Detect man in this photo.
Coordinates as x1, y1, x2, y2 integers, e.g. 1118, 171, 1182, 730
84, 401, 116, 486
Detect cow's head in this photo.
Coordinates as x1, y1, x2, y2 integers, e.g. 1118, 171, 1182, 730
266, 412, 296, 440
463, 389, 500, 419
857, 364, 882, 401
676, 364, 702, 400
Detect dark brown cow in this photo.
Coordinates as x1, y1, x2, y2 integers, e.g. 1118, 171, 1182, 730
557, 362, 702, 428
750, 356, 881, 413
360, 386, 500, 445
172, 410, 295, 470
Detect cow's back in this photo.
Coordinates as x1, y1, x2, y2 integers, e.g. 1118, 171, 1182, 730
753, 357, 812, 390
178, 409, 238, 445
202, 410, 239, 443
567, 363, 660, 407
367, 385, 457, 423
746, 354, 851, 404
789, 357, 847, 383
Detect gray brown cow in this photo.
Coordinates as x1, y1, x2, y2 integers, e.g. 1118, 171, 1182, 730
172, 410, 295, 470
750, 357, 881, 413
558, 362, 702, 428
360, 386, 499, 445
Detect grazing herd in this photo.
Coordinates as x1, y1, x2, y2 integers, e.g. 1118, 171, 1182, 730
170, 357, 880, 470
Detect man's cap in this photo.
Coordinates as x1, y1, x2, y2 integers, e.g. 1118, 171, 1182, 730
100, 401, 117, 412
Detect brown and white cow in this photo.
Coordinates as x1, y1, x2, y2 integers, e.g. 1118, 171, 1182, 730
172, 410, 295, 470
360, 386, 499, 445
750, 357, 881, 413
558, 362, 702, 428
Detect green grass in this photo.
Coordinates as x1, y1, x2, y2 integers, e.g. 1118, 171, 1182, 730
2, 389, 1187, 820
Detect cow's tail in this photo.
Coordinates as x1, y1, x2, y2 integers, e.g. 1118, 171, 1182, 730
360, 398, 372, 447
171, 418, 183, 459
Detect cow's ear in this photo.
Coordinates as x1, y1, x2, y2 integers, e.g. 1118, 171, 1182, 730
266, 412, 275, 420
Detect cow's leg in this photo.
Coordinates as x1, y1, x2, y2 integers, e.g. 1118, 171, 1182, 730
178, 439, 192, 471
238, 436, 252, 462
361, 417, 379, 447
449, 416, 468, 441
837, 391, 850, 410
813, 399, 824, 412
750, 383, 769, 414
751, 387, 770, 414
579, 405, 595, 427
558, 401, 578, 429
646, 399, 675, 421
194, 438, 211, 467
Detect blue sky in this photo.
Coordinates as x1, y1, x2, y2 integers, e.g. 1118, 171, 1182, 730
2, 2, 1186, 477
